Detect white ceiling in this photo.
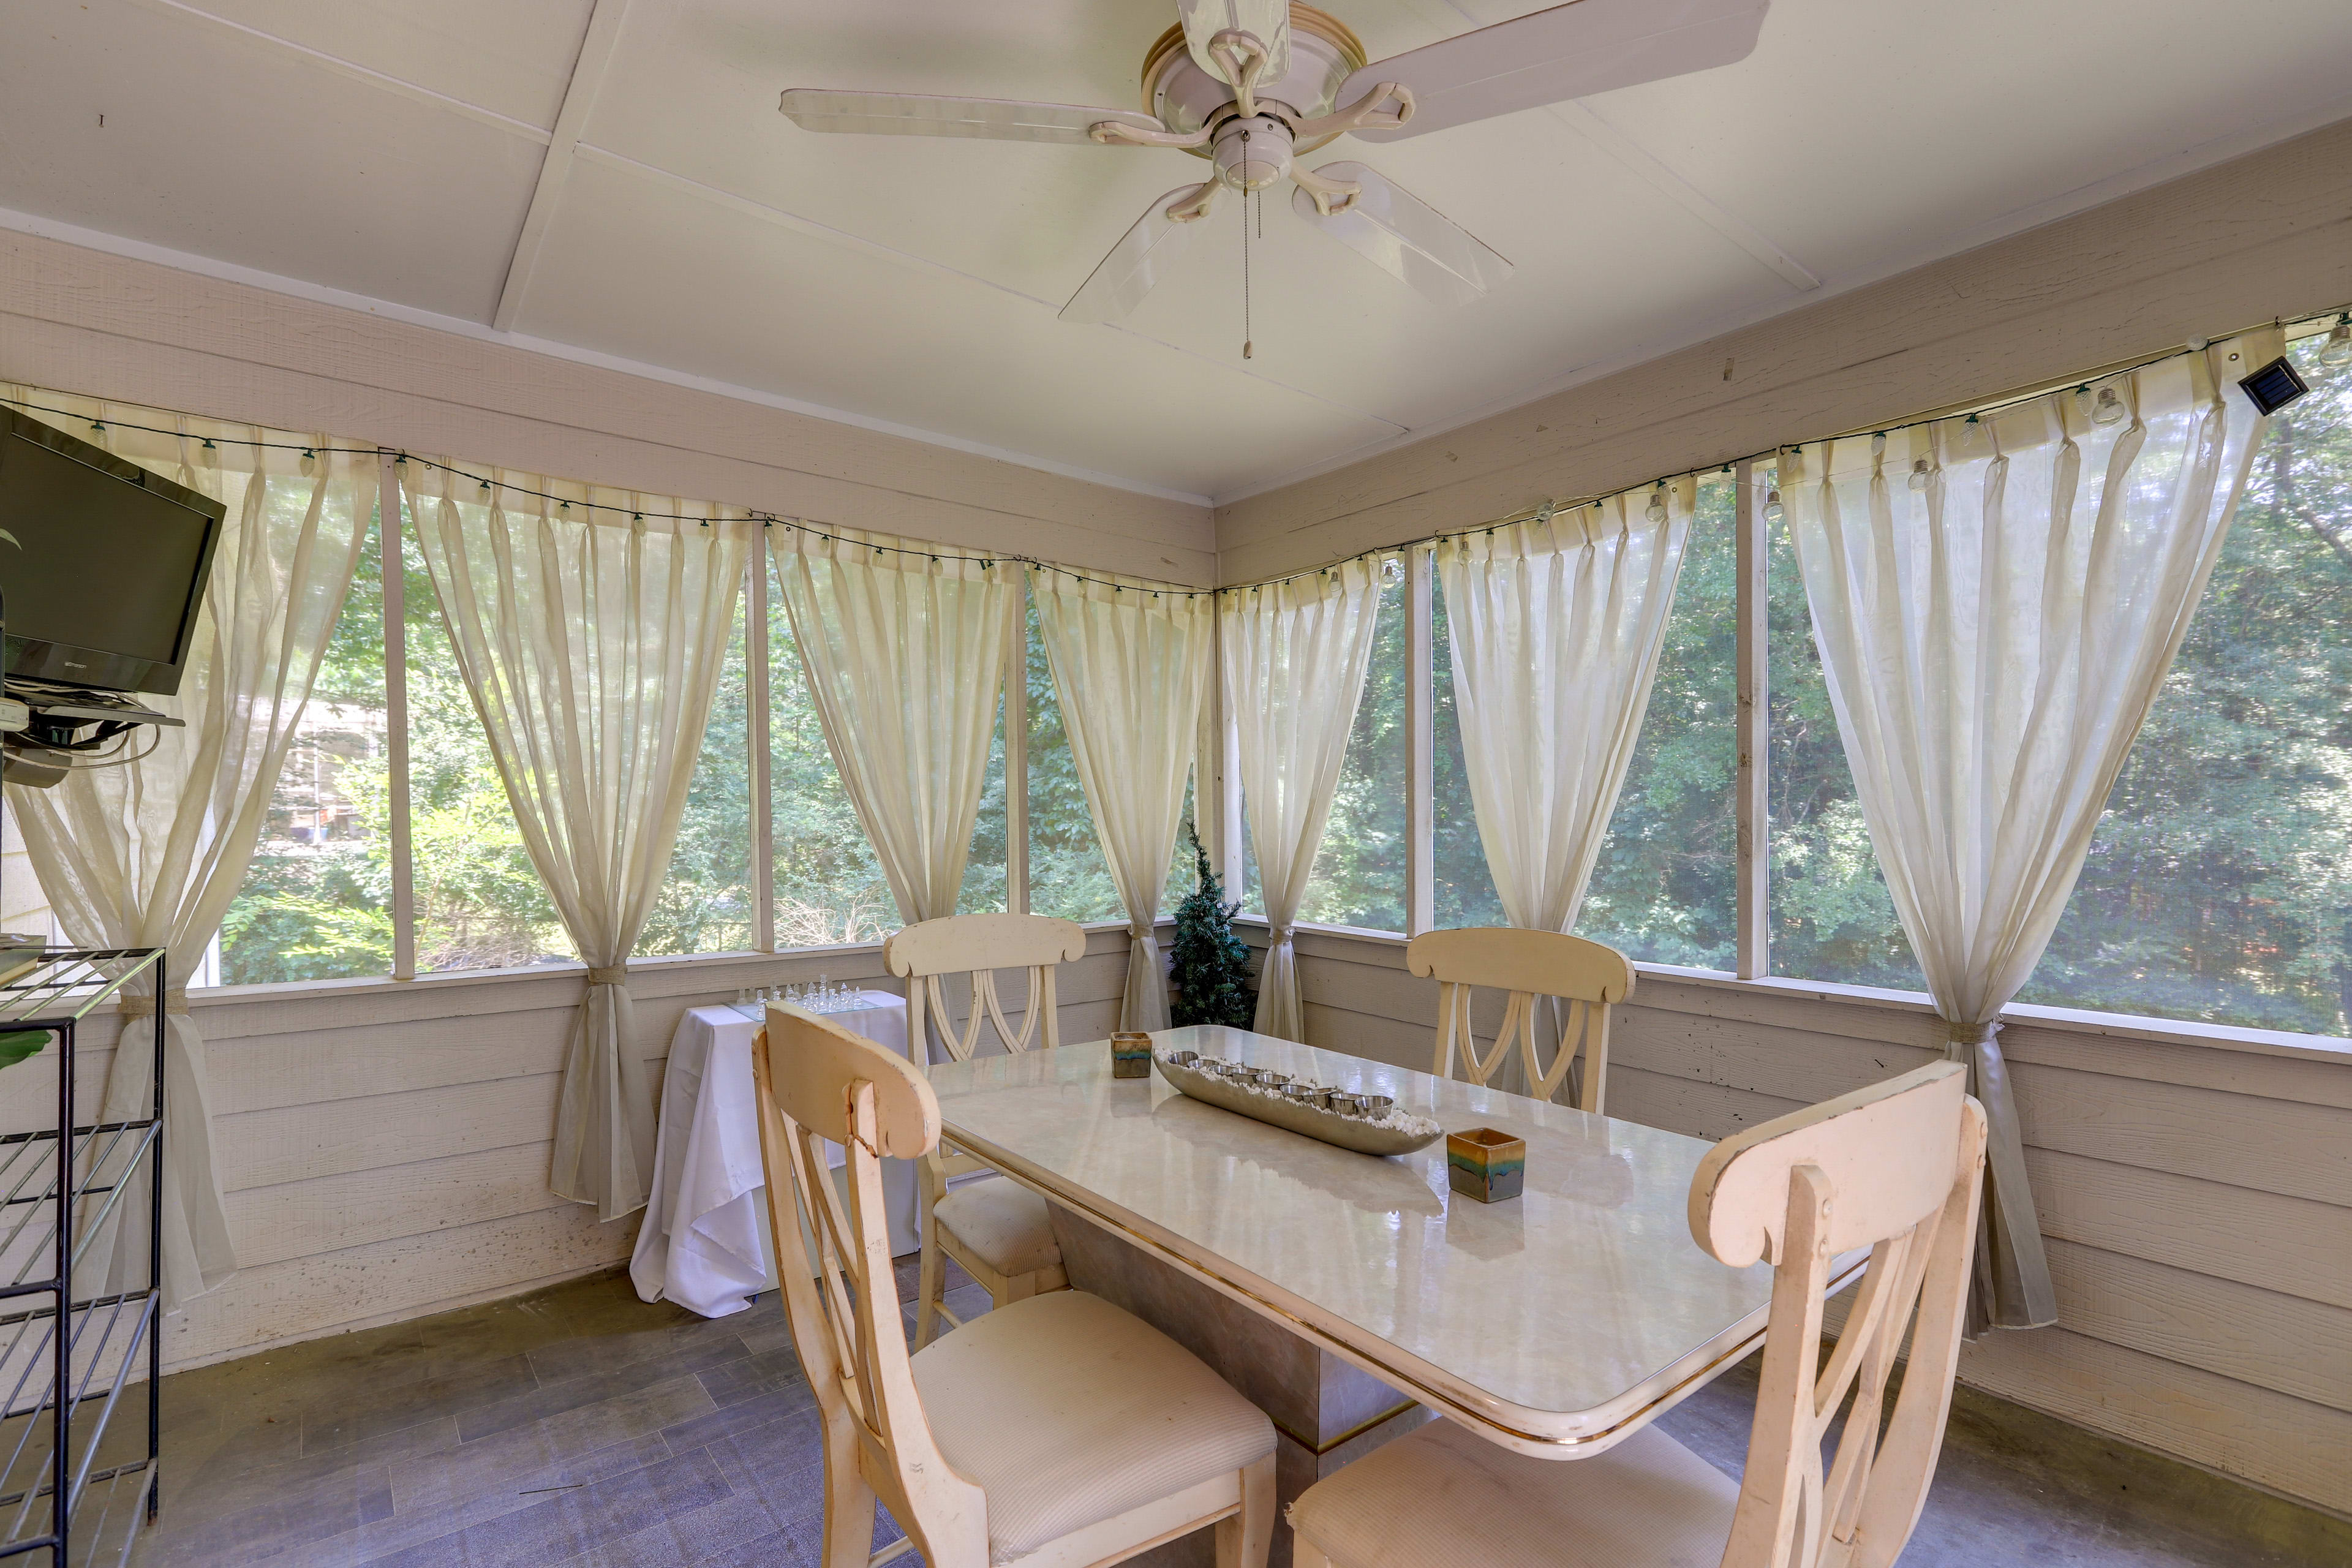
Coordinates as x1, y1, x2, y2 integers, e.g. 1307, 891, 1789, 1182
5, 0, 2351, 504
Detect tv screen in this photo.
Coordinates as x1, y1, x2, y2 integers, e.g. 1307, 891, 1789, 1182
0, 409, 226, 697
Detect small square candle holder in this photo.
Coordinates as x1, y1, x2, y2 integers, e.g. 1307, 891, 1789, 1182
1110, 1031, 1153, 1079
1446, 1127, 1526, 1204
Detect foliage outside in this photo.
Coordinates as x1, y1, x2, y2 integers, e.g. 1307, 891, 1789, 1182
219, 337, 2352, 1036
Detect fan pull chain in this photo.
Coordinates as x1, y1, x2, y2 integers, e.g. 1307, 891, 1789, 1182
1241, 132, 1253, 361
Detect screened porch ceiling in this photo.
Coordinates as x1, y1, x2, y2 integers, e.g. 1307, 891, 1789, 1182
3, 0, 2350, 502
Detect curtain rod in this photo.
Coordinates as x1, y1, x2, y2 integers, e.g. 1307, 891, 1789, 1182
7, 304, 2339, 603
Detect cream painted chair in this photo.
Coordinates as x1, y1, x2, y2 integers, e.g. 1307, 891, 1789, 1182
1403, 927, 1635, 1114
884, 912, 1088, 1346
1287, 1060, 1988, 1568
752, 1004, 1277, 1568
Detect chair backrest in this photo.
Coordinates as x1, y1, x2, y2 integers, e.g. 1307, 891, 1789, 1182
752, 1003, 988, 1564
884, 913, 1087, 1068
1687, 1060, 1988, 1568
1403, 927, 1634, 1113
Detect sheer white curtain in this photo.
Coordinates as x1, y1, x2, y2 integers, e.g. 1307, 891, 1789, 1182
1221, 560, 1382, 1041
1436, 480, 1694, 935
1783, 330, 2282, 1333
3, 386, 375, 1307
406, 466, 746, 1223
1031, 570, 1213, 1030
771, 525, 1016, 924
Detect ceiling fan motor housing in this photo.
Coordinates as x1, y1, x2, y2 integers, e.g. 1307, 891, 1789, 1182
1144, 4, 1367, 153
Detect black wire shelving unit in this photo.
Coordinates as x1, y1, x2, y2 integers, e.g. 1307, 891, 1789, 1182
0, 948, 165, 1567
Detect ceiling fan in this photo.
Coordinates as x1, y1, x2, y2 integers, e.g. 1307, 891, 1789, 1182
778, 1, 1770, 333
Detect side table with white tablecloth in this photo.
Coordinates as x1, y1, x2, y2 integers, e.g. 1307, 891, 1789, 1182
630, 992, 916, 1317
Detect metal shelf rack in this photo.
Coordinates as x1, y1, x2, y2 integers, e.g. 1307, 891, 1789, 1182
0, 949, 165, 1568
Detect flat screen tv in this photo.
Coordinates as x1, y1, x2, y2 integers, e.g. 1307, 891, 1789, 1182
0, 407, 226, 698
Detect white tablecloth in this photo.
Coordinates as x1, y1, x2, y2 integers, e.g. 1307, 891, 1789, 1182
630, 993, 916, 1317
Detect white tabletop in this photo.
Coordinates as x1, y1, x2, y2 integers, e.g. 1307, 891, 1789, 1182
925, 1023, 1859, 1459
631, 991, 914, 1317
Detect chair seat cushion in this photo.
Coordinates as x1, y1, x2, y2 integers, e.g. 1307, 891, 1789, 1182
914, 1289, 1275, 1564
935, 1175, 1062, 1278
1288, 1415, 1738, 1568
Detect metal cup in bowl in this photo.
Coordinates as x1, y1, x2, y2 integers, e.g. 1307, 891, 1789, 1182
1327, 1093, 1365, 1117
1167, 1050, 1200, 1067
1360, 1094, 1395, 1118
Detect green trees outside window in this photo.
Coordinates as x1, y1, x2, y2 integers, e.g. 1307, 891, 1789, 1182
208, 326, 2352, 1038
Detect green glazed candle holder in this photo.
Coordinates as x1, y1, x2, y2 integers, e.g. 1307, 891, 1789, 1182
1110, 1031, 1154, 1079
1447, 1127, 1526, 1204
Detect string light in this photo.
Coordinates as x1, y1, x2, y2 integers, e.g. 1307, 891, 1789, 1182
2, 306, 2338, 606
1644, 486, 1668, 524
300, 447, 317, 477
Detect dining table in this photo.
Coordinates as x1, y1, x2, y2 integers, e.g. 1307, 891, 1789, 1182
925, 1023, 1859, 1561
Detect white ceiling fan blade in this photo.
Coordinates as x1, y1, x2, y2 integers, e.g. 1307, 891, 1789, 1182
1061, 186, 1212, 325
1177, 0, 1291, 86
1291, 164, 1512, 308
1342, 0, 1769, 143
779, 89, 1165, 146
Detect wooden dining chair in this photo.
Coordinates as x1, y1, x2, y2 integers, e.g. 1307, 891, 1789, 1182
884, 912, 1088, 1346
1287, 1059, 1988, 1568
1403, 927, 1635, 1114
752, 1003, 1278, 1568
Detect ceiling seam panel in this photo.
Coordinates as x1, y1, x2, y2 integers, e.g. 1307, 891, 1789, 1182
117, 0, 555, 144
568, 145, 1409, 439
1402, 0, 1818, 292
0, 204, 1216, 506
494, 0, 635, 332
1547, 101, 1819, 292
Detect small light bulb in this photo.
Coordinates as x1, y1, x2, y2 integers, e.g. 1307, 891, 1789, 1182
1762, 488, 1785, 525
2091, 386, 2127, 426
198, 438, 218, 470
1907, 458, 1932, 492
299, 447, 317, 477
2320, 318, 2352, 370
1645, 488, 1668, 524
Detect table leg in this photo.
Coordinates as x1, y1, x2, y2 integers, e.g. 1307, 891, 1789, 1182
1047, 1205, 1432, 1568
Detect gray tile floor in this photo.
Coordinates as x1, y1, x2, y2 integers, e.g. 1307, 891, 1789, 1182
127, 1263, 2349, 1567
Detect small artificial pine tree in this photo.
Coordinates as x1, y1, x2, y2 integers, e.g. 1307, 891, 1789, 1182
1168, 824, 1256, 1028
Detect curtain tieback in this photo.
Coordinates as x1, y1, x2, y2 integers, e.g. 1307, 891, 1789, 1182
1128, 920, 1156, 940
118, 990, 190, 1018
1268, 924, 1297, 944
1943, 1016, 2002, 1054
587, 965, 630, 987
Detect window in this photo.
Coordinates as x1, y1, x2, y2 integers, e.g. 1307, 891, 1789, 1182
2019, 331, 2352, 1033
1579, 478, 1739, 970
1027, 596, 1123, 923
220, 503, 393, 983
402, 522, 573, 973
1765, 464, 1918, 990
643, 592, 754, 957
768, 595, 895, 948
957, 697, 1009, 916
1298, 556, 1408, 932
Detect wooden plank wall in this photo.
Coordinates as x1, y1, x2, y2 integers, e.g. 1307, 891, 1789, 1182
1273, 925, 2352, 1519
0, 928, 1139, 1374
1215, 114, 2352, 584
0, 229, 1216, 586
